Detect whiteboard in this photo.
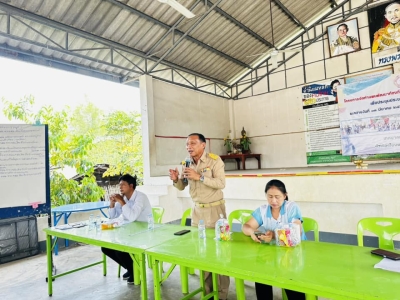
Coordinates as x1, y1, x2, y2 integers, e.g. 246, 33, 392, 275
0, 124, 50, 217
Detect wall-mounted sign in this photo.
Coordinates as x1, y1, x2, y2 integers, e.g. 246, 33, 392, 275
374, 51, 400, 67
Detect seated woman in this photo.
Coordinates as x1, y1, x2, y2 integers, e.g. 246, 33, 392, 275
242, 179, 306, 300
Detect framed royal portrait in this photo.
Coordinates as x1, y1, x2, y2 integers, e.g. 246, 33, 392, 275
368, 1, 400, 53
327, 18, 360, 57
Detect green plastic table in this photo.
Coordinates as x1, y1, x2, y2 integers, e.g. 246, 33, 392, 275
44, 221, 172, 300
146, 230, 400, 300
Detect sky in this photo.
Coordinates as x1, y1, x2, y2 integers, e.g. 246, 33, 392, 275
0, 56, 141, 123
0, 56, 141, 178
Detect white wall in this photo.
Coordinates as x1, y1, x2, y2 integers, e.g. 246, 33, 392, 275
230, 0, 398, 169
140, 76, 231, 180
224, 173, 399, 235
135, 0, 400, 241
232, 88, 307, 169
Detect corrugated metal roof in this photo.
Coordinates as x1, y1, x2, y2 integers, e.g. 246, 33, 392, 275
0, 0, 345, 98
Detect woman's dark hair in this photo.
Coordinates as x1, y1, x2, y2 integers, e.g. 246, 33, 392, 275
188, 133, 206, 143
119, 174, 137, 189
265, 179, 288, 200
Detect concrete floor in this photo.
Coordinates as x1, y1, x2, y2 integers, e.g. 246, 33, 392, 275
0, 243, 284, 300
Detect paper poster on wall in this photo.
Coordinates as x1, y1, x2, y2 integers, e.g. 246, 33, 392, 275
338, 74, 400, 155
345, 66, 393, 84
302, 80, 351, 164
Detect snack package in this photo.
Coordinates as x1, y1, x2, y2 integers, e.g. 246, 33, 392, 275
101, 216, 123, 230
101, 222, 119, 230
275, 223, 301, 247
215, 214, 231, 241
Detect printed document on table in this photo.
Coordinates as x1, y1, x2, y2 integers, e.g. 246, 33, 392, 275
55, 224, 73, 230
374, 258, 400, 273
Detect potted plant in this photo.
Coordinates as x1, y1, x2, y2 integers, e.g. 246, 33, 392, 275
223, 134, 233, 154
240, 127, 251, 154
240, 136, 251, 154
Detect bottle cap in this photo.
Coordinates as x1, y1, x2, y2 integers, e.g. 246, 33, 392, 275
199, 219, 204, 225
220, 214, 224, 218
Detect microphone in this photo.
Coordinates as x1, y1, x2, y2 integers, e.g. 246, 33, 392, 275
183, 157, 191, 183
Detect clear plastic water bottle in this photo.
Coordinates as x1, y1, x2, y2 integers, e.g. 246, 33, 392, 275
88, 214, 94, 230
215, 214, 224, 240
198, 219, 206, 239
95, 215, 101, 231
148, 213, 154, 230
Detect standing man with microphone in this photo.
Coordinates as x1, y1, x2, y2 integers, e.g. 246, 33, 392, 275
169, 133, 230, 300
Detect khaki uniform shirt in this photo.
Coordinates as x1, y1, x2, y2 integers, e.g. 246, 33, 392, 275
174, 151, 225, 203
173, 151, 226, 227
330, 36, 359, 56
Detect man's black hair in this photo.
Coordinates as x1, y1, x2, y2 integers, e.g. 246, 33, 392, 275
119, 174, 137, 189
188, 133, 206, 143
337, 23, 349, 31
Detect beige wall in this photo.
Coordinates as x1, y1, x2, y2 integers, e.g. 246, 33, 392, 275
137, 0, 400, 239
140, 76, 230, 180
232, 88, 307, 169
224, 173, 399, 236
230, 0, 400, 169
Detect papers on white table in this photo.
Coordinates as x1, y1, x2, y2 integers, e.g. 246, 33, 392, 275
55, 222, 86, 230
374, 258, 400, 273
55, 224, 73, 230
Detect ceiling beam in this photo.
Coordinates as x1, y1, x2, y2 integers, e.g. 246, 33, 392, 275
206, 0, 275, 49
233, 0, 375, 99
104, 0, 249, 69
272, 0, 307, 31
148, 0, 224, 73
143, 0, 202, 57
0, 2, 229, 87
0, 44, 140, 87
121, 0, 204, 81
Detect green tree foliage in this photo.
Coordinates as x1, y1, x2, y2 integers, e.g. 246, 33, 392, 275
70, 99, 104, 137
2, 95, 104, 206
68, 102, 143, 179
1, 95, 144, 206
90, 110, 143, 180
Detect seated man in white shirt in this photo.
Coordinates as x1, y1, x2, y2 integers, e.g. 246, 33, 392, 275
101, 174, 152, 285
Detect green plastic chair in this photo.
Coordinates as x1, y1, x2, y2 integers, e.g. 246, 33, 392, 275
357, 217, 400, 250
303, 217, 319, 242
180, 207, 192, 226
152, 206, 165, 224
282, 217, 319, 300
117, 206, 165, 277
228, 209, 253, 230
